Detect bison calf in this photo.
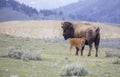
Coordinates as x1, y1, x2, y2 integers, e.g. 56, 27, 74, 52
68, 37, 86, 56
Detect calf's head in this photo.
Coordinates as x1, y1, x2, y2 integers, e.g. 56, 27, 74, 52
61, 22, 74, 40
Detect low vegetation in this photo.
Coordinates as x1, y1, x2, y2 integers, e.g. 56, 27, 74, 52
105, 51, 118, 57
111, 58, 120, 64
0, 34, 120, 77
7, 50, 42, 61
60, 63, 88, 76
21, 50, 42, 61
0, 42, 42, 61
105, 50, 120, 58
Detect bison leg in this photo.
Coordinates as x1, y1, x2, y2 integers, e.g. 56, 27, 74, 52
95, 34, 100, 57
75, 47, 79, 55
95, 44, 98, 57
88, 44, 93, 56
81, 45, 85, 56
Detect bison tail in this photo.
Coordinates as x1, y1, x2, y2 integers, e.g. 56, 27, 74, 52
96, 27, 100, 34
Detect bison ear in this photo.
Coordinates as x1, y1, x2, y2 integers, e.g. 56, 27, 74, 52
61, 22, 64, 28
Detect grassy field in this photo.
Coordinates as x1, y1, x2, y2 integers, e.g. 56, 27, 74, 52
0, 20, 120, 39
0, 34, 120, 77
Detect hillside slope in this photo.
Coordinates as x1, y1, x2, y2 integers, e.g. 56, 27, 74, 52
0, 0, 120, 24
0, 0, 38, 21
55, 0, 120, 24
0, 8, 31, 22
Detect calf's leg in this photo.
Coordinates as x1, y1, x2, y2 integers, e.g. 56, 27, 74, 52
81, 45, 85, 56
69, 44, 73, 54
75, 47, 79, 55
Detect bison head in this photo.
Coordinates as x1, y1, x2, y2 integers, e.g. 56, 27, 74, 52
61, 22, 74, 40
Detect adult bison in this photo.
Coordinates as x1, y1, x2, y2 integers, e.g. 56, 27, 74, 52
61, 22, 100, 57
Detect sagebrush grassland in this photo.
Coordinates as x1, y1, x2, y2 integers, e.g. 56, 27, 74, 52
0, 20, 120, 77
0, 34, 120, 77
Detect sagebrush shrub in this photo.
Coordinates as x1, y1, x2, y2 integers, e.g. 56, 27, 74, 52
21, 51, 32, 61
7, 46, 42, 61
105, 51, 117, 57
8, 50, 23, 59
111, 58, 120, 64
60, 63, 88, 76
35, 53, 42, 60
117, 53, 120, 58
21, 51, 42, 61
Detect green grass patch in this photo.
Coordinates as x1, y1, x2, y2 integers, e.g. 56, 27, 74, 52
0, 34, 120, 77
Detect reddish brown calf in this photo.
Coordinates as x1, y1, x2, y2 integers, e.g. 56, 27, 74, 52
68, 37, 86, 56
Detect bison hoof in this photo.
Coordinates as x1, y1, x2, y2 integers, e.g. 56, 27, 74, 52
76, 53, 78, 56
81, 54, 83, 56
88, 54, 91, 56
95, 54, 98, 57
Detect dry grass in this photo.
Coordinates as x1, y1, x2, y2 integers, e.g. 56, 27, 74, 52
0, 20, 63, 39
0, 20, 120, 39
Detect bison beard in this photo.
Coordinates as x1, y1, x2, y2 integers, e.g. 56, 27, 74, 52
61, 21, 100, 57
